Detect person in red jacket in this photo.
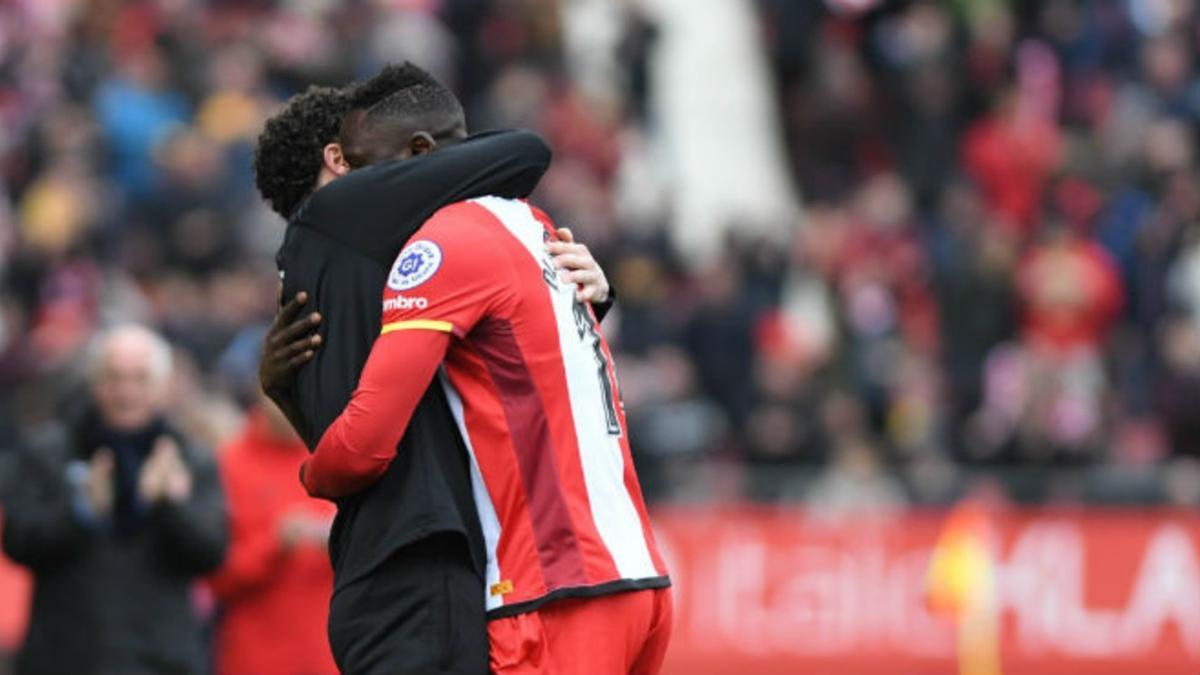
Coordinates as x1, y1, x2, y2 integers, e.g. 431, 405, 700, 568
208, 394, 336, 675
1015, 221, 1124, 355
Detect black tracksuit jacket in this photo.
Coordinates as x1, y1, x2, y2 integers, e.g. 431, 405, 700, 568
275, 130, 551, 674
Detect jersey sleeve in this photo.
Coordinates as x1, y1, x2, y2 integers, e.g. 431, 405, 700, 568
301, 204, 509, 499
302, 328, 450, 499
379, 204, 510, 338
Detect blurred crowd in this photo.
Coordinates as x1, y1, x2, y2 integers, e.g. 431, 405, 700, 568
0, 0, 1199, 517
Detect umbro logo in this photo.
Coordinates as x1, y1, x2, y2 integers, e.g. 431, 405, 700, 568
382, 296, 429, 311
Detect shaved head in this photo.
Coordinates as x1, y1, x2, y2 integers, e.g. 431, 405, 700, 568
338, 62, 467, 168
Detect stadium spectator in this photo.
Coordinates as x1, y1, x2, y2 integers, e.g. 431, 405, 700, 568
1015, 219, 1124, 355
4, 0, 1200, 670
0, 0, 1197, 521
1, 324, 227, 675
961, 86, 1063, 235
803, 436, 908, 522
93, 47, 189, 200
1156, 317, 1200, 461
208, 394, 336, 675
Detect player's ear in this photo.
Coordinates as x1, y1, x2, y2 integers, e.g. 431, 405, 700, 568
408, 132, 436, 157
322, 143, 351, 177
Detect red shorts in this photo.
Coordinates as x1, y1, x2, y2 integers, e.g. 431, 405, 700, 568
488, 587, 674, 675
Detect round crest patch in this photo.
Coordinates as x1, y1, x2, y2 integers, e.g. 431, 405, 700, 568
387, 240, 443, 291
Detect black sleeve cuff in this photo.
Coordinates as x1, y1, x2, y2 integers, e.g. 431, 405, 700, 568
593, 287, 616, 322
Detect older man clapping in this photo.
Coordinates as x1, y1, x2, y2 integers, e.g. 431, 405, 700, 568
2, 324, 227, 675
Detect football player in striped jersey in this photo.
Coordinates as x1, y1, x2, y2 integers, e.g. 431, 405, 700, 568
301, 73, 673, 675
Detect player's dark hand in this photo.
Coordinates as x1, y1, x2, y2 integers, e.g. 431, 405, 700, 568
260, 291, 322, 398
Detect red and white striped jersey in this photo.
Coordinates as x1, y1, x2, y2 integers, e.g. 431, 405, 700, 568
379, 196, 669, 616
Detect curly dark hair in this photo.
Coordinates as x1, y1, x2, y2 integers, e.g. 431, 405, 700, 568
254, 64, 459, 219
253, 85, 349, 219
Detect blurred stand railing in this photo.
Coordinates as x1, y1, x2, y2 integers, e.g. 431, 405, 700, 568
637, 456, 1185, 507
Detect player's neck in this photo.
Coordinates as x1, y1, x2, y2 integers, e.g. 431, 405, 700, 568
315, 167, 339, 190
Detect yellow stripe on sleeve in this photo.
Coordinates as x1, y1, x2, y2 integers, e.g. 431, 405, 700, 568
380, 319, 455, 335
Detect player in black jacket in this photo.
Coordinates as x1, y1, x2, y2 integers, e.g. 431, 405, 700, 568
254, 65, 610, 674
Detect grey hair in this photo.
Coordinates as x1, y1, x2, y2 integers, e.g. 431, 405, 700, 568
86, 323, 174, 384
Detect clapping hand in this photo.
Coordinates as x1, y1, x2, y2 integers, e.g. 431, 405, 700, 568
138, 436, 193, 504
